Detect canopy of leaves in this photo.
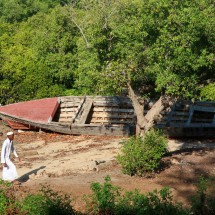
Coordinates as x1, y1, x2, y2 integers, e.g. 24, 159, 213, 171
0, 0, 214, 104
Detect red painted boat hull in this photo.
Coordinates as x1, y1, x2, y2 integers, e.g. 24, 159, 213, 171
0, 98, 60, 130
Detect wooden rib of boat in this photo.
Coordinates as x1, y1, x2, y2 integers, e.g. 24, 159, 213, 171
158, 101, 215, 137
0, 96, 136, 136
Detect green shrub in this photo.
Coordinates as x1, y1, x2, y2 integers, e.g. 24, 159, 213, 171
191, 176, 215, 215
116, 129, 168, 176
85, 176, 188, 215
21, 185, 76, 215
116, 187, 188, 215
0, 180, 23, 215
200, 83, 215, 101
21, 194, 48, 215
84, 175, 121, 215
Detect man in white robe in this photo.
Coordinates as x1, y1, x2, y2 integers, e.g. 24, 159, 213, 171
1, 131, 20, 182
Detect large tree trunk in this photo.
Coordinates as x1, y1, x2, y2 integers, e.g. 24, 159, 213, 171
127, 83, 164, 136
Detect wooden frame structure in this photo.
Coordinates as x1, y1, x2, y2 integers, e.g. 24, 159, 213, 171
0, 96, 136, 136
158, 101, 215, 137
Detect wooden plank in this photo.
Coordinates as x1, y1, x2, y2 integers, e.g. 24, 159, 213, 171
191, 105, 215, 113
71, 96, 86, 123
93, 96, 131, 101
59, 112, 74, 118
172, 111, 189, 116
191, 118, 213, 123
59, 118, 73, 122
60, 107, 78, 112
92, 112, 134, 119
195, 101, 215, 107
60, 102, 82, 107
93, 101, 133, 107
91, 119, 134, 124
0, 112, 130, 136
77, 99, 93, 124
167, 103, 176, 124
93, 107, 134, 113
166, 116, 188, 121
59, 96, 85, 102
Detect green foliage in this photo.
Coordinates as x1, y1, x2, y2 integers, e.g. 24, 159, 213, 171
191, 176, 215, 215
0, 0, 215, 103
116, 187, 188, 215
0, 5, 77, 104
0, 180, 23, 215
72, 0, 215, 99
85, 176, 188, 215
21, 194, 48, 215
0, 0, 70, 22
0, 181, 76, 215
22, 184, 76, 215
2, 176, 215, 215
200, 83, 215, 101
84, 175, 121, 214
117, 129, 167, 176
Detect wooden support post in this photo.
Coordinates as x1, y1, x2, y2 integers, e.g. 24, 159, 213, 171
76, 99, 93, 124
71, 96, 86, 123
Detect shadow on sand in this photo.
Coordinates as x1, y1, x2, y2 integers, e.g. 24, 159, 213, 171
18, 166, 46, 183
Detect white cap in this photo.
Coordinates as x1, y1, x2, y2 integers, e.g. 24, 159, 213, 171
7, 131, 14, 136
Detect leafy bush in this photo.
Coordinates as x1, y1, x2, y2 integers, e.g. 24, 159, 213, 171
85, 176, 188, 215
116, 187, 188, 215
0, 180, 23, 215
191, 176, 215, 215
84, 175, 121, 215
200, 83, 215, 101
116, 129, 167, 176
21, 185, 76, 215
21, 194, 48, 215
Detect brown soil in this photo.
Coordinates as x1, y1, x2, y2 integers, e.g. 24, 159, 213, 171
1, 120, 215, 212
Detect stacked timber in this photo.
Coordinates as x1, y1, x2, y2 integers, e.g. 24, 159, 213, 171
50, 96, 136, 136
90, 96, 135, 125
157, 101, 215, 137
53, 96, 86, 123
53, 96, 136, 126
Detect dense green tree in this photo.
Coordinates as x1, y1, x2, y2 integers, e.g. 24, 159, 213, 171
70, 0, 215, 99
0, 0, 70, 22
0, 0, 214, 112
0, 6, 78, 104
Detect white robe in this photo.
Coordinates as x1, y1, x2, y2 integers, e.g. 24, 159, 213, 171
1, 138, 19, 181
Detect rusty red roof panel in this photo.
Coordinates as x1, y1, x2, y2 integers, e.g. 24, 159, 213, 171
0, 98, 59, 123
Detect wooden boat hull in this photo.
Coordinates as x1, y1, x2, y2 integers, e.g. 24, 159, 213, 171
0, 112, 130, 136
158, 101, 215, 137
0, 96, 135, 136
2, 96, 215, 137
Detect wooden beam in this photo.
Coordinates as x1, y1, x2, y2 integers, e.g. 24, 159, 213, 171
92, 112, 134, 119
59, 96, 85, 102
90, 119, 134, 124
71, 96, 86, 123
191, 105, 215, 113
77, 99, 93, 124
93, 107, 134, 113
60, 102, 83, 107
0, 113, 131, 136
93, 101, 133, 107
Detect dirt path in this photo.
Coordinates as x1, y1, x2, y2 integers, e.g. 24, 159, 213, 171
1, 121, 215, 212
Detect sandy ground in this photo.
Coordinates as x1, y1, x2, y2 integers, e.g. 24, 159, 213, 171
1, 122, 215, 212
